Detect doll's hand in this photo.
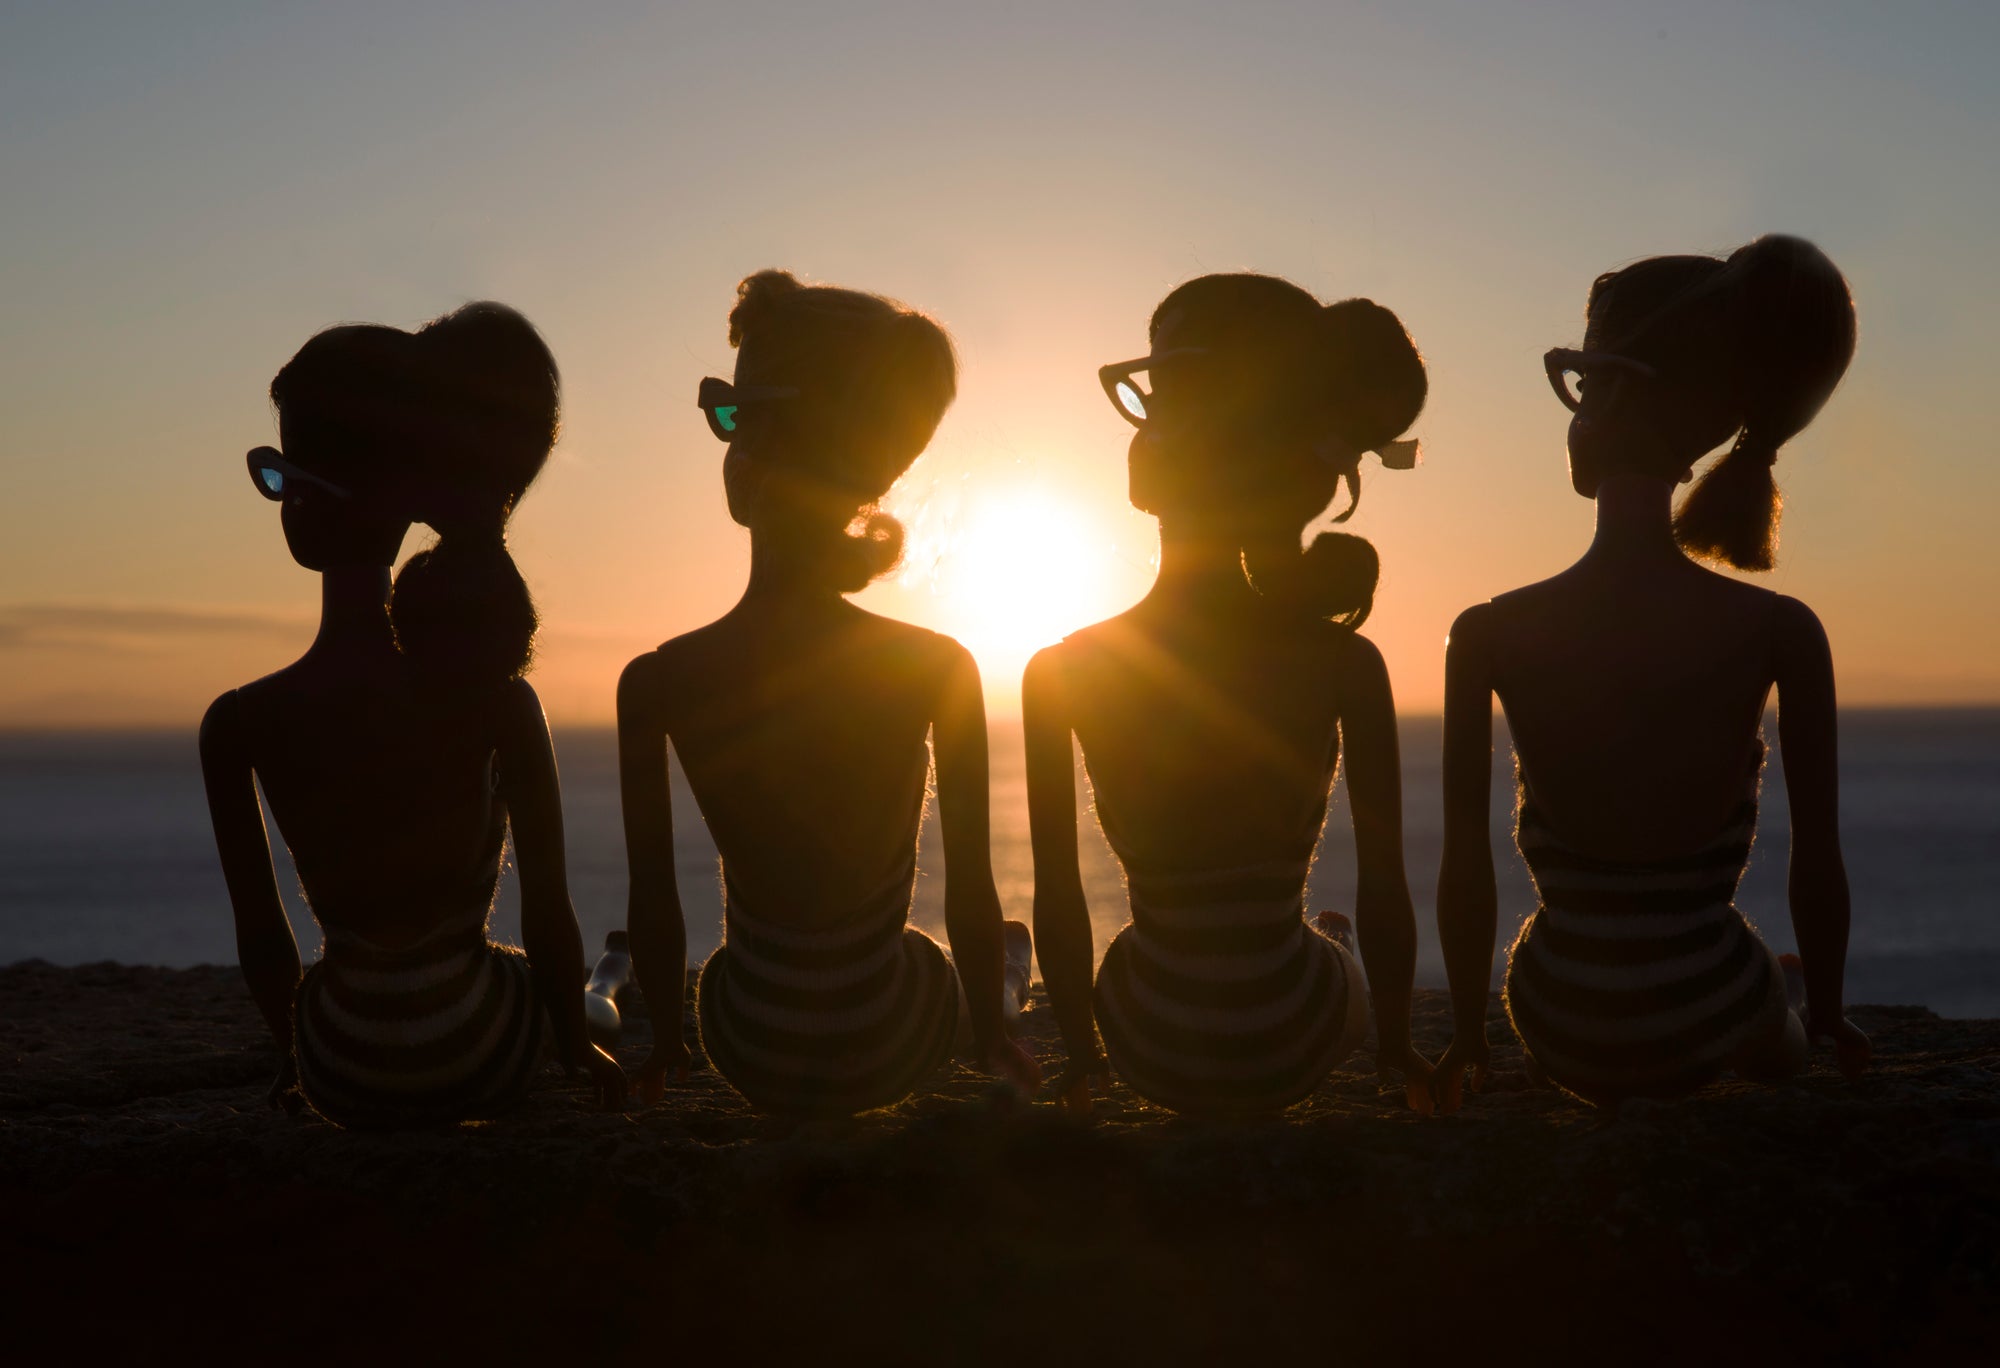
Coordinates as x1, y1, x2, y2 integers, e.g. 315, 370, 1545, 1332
584, 1043, 628, 1110
632, 1036, 693, 1105
267, 1057, 304, 1116
981, 1035, 1043, 1094
1807, 1013, 1872, 1080
1430, 1032, 1491, 1115
1046, 1052, 1110, 1116
1379, 1042, 1437, 1115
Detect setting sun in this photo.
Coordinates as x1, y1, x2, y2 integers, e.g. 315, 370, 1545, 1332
895, 483, 1135, 700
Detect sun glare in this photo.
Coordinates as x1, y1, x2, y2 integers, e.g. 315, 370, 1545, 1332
903, 484, 1130, 700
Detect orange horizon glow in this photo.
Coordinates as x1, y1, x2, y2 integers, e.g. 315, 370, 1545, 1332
3, 7, 1998, 729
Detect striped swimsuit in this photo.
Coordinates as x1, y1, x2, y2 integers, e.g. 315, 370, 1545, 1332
294, 904, 548, 1129
1094, 856, 1363, 1115
697, 851, 961, 1118
1504, 759, 1782, 1100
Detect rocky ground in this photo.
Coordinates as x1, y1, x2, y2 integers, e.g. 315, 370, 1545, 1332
3, 961, 1996, 1364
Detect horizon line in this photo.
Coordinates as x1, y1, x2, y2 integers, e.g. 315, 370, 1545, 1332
7, 700, 2000, 738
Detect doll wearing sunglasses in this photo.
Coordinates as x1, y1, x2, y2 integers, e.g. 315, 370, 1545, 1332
200, 305, 624, 1127
1431, 236, 1870, 1112
1026, 273, 1434, 1117
617, 270, 1039, 1117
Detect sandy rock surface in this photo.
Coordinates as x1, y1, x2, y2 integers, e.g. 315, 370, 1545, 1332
3, 962, 1996, 1362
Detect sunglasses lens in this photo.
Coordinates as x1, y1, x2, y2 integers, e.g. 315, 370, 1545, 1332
713, 405, 739, 434
259, 467, 285, 496
1115, 380, 1147, 422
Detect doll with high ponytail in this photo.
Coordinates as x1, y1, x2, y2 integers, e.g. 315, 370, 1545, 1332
1026, 271, 1434, 1117
266, 302, 558, 686
1569, 234, 1856, 571
1432, 235, 1868, 1114
202, 303, 623, 1130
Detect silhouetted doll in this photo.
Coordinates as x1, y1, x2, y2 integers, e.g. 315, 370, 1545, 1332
1026, 274, 1432, 1116
619, 271, 1038, 1116
200, 304, 624, 1128
1433, 235, 1870, 1110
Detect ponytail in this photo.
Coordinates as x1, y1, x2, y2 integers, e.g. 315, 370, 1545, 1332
762, 498, 906, 596
1672, 432, 1781, 571
1680, 235, 1853, 571
1591, 235, 1854, 572
388, 302, 561, 686
824, 508, 906, 595
1244, 530, 1380, 630
391, 529, 539, 685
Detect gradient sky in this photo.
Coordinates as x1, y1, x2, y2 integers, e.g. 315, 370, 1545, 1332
3, 1, 1996, 725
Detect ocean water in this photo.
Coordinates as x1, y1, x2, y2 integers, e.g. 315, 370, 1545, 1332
1, 709, 1996, 1017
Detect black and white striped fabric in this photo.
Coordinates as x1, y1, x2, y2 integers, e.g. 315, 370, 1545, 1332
697, 854, 960, 1118
1093, 858, 1360, 1115
294, 905, 549, 1129
1504, 778, 1779, 1100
